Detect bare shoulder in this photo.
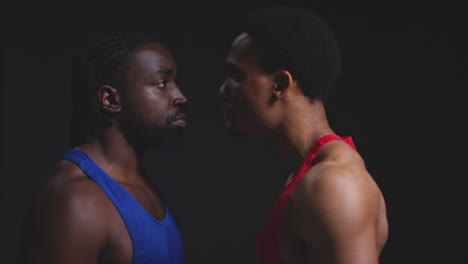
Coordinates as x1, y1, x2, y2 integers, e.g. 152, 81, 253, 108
292, 140, 384, 233
297, 163, 380, 217
288, 140, 388, 262
24, 160, 112, 263
33, 160, 112, 231
39, 159, 111, 210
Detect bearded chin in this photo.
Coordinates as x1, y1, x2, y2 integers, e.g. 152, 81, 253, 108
120, 112, 184, 152
154, 123, 184, 152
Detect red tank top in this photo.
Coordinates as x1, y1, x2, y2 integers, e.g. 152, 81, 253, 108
257, 134, 357, 264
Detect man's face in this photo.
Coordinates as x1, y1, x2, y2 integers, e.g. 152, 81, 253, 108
119, 42, 187, 151
219, 33, 276, 137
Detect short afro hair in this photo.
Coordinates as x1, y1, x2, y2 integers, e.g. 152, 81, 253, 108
240, 5, 341, 101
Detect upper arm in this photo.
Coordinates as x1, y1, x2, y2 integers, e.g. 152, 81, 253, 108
29, 179, 109, 264
294, 167, 379, 264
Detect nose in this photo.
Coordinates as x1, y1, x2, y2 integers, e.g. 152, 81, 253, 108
218, 80, 229, 100
172, 85, 188, 108
173, 96, 187, 108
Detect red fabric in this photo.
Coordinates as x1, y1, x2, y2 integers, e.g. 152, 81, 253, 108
257, 135, 356, 264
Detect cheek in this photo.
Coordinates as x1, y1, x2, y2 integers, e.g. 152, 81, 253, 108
237, 79, 271, 114
228, 87, 264, 132
230, 85, 254, 117
136, 91, 172, 123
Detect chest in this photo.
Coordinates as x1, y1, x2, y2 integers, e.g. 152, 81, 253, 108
98, 182, 175, 264
119, 181, 166, 221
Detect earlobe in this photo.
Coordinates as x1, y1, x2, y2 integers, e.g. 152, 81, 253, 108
98, 85, 121, 113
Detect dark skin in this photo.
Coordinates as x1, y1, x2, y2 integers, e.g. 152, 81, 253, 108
220, 33, 388, 264
22, 42, 187, 264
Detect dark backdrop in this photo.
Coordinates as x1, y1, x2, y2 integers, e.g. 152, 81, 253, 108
1, 1, 465, 263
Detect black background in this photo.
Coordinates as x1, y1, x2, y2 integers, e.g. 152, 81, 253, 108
1, 0, 466, 263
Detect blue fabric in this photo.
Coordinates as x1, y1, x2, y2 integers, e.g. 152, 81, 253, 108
61, 149, 184, 264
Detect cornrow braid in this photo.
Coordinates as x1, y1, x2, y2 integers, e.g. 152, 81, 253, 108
69, 32, 159, 146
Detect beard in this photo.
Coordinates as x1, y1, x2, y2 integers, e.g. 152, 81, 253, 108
119, 108, 185, 152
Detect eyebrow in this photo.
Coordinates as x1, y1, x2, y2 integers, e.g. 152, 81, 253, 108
153, 68, 174, 76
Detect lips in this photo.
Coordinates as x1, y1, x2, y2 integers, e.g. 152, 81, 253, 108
173, 113, 187, 128
173, 119, 186, 127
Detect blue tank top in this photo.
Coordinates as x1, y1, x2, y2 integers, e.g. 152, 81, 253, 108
61, 149, 184, 264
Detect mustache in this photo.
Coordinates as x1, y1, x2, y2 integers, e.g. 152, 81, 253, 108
167, 107, 187, 122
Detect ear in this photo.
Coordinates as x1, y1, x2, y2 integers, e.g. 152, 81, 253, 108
272, 70, 294, 100
98, 85, 122, 113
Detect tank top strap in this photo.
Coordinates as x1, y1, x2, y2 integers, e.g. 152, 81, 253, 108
288, 134, 356, 190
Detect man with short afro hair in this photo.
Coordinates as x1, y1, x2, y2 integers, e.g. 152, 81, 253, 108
219, 5, 388, 264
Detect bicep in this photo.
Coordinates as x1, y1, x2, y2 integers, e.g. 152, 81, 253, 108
32, 183, 108, 264
295, 170, 379, 264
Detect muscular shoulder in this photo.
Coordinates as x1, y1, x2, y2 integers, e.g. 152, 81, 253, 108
34, 160, 111, 237
41, 160, 110, 207
292, 141, 381, 237
25, 160, 112, 261
25, 161, 112, 263
297, 164, 378, 218
287, 140, 386, 262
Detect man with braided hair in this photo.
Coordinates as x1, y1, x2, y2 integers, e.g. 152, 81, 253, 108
22, 32, 187, 264
219, 6, 388, 264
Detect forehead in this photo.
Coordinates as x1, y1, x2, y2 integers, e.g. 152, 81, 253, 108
226, 32, 261, 70
128, 42, 177, 73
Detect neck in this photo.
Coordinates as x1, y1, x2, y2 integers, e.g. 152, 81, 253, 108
77, 126, 146, 182
270, 98, 335, 171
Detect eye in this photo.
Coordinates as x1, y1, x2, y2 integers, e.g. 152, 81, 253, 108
229, 72, 242, 82
231, 73, 240, 81
156, 80, 167, 89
